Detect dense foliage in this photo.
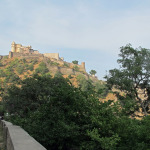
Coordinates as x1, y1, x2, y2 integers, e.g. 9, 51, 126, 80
2, 75, 150, 150
106, 44, 150, 115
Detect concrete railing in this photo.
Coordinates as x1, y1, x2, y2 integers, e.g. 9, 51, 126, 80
1, 120, 47, 150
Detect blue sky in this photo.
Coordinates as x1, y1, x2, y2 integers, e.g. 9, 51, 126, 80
1, 0, 150, 80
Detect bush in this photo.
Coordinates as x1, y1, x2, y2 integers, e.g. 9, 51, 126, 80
54, 71, 62, 77
32, 59, 38, 65
73, 65, 79, 71
27, 64, 34, 71
21, 58, 26, 64
16, 65, 24, 74
9, 74, 20, 82
35, 62, 49, 74
4, 73, 20, 83
9, 58, 19, 68
51, 62, 59, 66
0, 69, 6, 77
64, 63, 69, 67
68, 74, 73, 79
5, 66, 13, 72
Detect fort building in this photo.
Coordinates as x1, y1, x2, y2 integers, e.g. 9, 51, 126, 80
11, 41, 39, 54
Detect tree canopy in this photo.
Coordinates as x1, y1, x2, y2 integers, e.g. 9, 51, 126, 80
2, 74, 150, 149
89, 70, 97, 76
106, 44, 150, 115
72, 60, 78, 64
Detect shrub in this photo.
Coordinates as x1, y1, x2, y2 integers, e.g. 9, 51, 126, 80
68, 74, 73, 79
0, 69, 6, 77
51, 62, 59, 66
5, 66, 13, 72
4, 73, 20, 83
9, 58, 19, 68
16, 65, 24, 74
9, 74, 20, 82
32, 59, 38, 65
35, 62, 49, 74
64, 63, 69, 67
73, 65, 79, 71
21, 58, 26, 64
27, 64, 34, 71
72, 60, 78, 64
54, 71, 62, 77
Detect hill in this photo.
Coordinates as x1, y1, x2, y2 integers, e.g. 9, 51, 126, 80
0, 42, 107, 100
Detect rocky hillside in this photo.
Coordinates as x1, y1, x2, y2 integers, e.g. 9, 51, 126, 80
0, 56, 106, 97
0, 55, 145, 120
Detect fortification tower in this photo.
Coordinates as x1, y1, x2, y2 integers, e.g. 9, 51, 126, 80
81, 62, 85, 70
11, 41, 16, 52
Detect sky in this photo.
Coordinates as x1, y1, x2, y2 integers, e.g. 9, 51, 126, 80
1, 0, 150, 80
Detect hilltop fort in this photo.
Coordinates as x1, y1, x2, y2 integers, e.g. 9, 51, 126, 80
9, 41, 63, 61
8, 41, 86, 72
0, 42, 99, 81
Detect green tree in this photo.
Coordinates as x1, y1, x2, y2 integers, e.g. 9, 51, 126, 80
3, 75, 122, 149
3, 75, 150, 149
3, 75, 96, 149
89, 70, 97, 76
72, 60, 78, 64
105, 44, 150, 116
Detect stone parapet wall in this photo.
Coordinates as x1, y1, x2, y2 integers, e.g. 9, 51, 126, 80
44, 53, 59, 60
1, 120, 46, 150
9, 52, 43, 59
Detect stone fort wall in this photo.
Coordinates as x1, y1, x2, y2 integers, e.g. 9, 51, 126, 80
9, 51, 43, 59
44, 53, 59, 60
